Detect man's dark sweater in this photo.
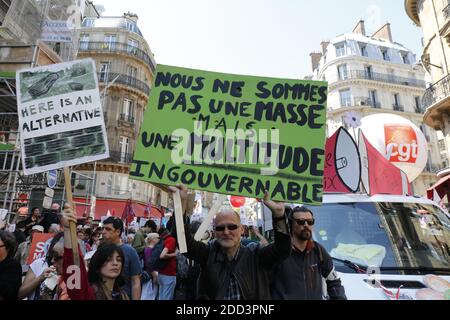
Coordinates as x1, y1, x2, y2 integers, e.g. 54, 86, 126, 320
271, 241, 347, 300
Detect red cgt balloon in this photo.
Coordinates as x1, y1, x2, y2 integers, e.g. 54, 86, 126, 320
229, 196, 246, 207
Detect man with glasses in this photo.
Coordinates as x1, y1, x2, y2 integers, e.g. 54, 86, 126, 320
169, 184, 291, 300
271, 206, 346, 300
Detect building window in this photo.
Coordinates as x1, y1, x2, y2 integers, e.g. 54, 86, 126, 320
360, 44, 368, 57
107, 174, 113, 196
127, 65, 138, 78
337, 64, 348, 80
401, 52, 409, 64
335, 43, 345, 57
415, 96, 421, 113
114, 175, 129, 196
99, 62, 111, 82
393, 93, 403, 111
126, 21, 137, 33
119, 136, 130, 162
381, 48, 389, 61
122, 98, 135, 122
82, 18, 95, 27
364, 65, 373, 79
79, 34, 89, 50
127, 39, 139, 53
393, 93, 400, 106
339, 89, 352, 106
369, 90, 379, 108
104, 34, 117, 50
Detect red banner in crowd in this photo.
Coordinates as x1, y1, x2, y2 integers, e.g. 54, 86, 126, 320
26, 233, 54, 265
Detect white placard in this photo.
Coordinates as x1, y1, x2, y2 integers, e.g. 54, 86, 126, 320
0, 209, 7, 221
41, 20, 74, 43
16, 59, 109, 175
45, 187, 54, 198
43, 196, 53, 209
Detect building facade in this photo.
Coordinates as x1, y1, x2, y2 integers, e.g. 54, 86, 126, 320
405, 0, 450, 180
74, 10, 164, 217
310, 20, 445, 196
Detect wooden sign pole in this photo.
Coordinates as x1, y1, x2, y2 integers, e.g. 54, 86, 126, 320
194, 194, 226, 241
63, 167, 80, 266
173, 189, 187, 253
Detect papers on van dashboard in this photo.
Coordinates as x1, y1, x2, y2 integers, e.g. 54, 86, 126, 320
331, 243, 386, 267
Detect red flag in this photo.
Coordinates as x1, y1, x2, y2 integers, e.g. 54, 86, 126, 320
121, 199, 135, 227
359, 130, 411, 196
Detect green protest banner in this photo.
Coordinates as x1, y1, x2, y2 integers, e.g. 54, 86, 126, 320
130, 65, 327, 204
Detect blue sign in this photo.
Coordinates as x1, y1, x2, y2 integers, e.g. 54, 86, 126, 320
47, 170, 58, 189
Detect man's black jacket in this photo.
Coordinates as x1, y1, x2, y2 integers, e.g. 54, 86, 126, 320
183, 219, 291, 300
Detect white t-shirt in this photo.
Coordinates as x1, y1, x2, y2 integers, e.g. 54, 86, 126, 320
28, 257, 49, 300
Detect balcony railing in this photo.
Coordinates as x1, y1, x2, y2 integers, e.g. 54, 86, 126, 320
79, 41, 156, 72
98, 72, 150, 97
353, 96, 381, 108
108, 151, 133, 164
340, 96, 381, 108
422, 74, 450, 111
393, 104, 404, 112
335, 70, 425, 88
119, 113, 135, 124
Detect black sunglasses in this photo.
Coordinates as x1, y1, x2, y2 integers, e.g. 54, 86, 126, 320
215, 224, 239, 232
292, 219, 315, 226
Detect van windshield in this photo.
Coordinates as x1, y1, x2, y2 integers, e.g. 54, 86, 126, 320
312, 202, 450, 274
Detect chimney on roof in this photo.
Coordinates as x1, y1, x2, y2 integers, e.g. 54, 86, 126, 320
124, 12, 138, 22
372, 23, 392, 42
310, 52, 323, 72
320, 41, 330, 54
352, 20, 366, 36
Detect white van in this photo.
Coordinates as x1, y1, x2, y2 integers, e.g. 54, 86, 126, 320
313, 193, 450, 300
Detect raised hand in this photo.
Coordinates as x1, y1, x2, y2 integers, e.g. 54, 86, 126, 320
61, 203, 77, 228
262, 190, 285, 218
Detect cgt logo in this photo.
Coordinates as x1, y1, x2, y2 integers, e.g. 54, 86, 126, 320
384, 124, 418, 163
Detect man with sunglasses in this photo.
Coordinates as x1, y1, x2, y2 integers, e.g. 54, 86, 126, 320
169, 184, 291, 300
271, 206, 346, 300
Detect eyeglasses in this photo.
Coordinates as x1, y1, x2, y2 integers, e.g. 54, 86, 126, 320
292, 219, 315, 226
214, 224, 239, 232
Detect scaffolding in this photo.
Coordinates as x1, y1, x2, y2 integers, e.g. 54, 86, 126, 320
1, 0, 82, 61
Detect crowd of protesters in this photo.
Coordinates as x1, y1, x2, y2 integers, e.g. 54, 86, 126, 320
0, 185, 346, 301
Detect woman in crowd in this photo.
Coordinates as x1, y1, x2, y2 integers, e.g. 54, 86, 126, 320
0, 230, 22, 300
62, 204, 128, 300
88, 230, 101, 252
18, 232, 68, 300
141, 233, 160, 300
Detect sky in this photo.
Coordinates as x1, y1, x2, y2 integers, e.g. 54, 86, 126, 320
98, 0, 423, 79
